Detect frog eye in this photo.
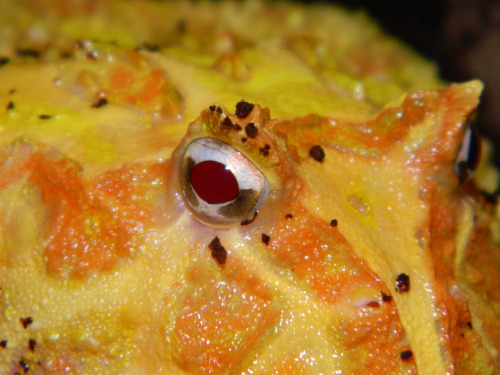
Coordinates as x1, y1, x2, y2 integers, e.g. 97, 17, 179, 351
454, 125, 481, 184
179, 137, 269, 226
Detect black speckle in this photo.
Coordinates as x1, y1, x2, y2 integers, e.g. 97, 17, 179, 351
285, 214, 293, 219
209, 105, 217, 111
400, 350, 413, 360
6, 101, 14, 110
208, 237, 227, 265
16, 48, 40, 58
91, 97, 108, 108
28, 339, 36, 352
221, 116, 242, 131
395, 273, 410, 293
38, 114, 52, 120
381, 291, 393, 302
240, 211, 258, 226
466, 321, 473, 329
235, 101, 254, 118
19, 359, 29, 372
259, 144, 271, 156
245, 123, 258, 138
221, 117, 233, 127
0, 340, 7, 348
330, 219, 338, 227
261, 233, 270, 245
20, 317, 33, 329
309, 145, 325, 162
140, 43, 160, 52
0, 57, 10, 67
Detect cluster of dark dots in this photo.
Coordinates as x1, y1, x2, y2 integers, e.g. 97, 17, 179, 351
259, 144, 271, 156
0, 316, 40, 373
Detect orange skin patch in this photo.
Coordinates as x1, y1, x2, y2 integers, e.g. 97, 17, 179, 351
0, 139, 169, 278
171, 259, 280, 374
265, 208, 416, 374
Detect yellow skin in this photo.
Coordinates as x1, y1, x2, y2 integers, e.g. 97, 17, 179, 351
0, 1, 499, 374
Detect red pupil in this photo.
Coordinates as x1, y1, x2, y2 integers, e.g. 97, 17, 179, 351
190, 160, 239, 204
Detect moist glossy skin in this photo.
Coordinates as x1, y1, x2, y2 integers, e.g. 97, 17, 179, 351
0, 1, 499, 374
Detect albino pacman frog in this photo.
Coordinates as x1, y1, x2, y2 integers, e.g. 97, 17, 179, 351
0, 1, 499, 374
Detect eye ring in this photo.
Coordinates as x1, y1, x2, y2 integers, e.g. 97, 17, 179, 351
179, 137, 270, 227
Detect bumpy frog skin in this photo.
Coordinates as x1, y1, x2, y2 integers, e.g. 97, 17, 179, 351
0, 1, 499, 374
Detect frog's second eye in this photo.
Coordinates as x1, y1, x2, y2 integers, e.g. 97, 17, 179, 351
454, 126, 481, 184
179, 137, 270, 226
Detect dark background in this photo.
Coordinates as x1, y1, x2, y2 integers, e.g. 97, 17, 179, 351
308, 0, 500, 168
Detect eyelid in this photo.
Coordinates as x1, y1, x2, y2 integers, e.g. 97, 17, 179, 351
179, 137, 270, 227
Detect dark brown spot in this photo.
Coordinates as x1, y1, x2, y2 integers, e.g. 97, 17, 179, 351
240, 211, 258, 225
466, 321, 473, 329
285, 214, 293, 219
366, 301, 380, 308
19, 359, 29, 372
235, 101, 254, 118
216, 106, 223, 114
208, 236, 227, 265
6, 101, 14, 110
38, 114, 52, 120
209, 105, 217, 111
221, 116, 242, 131
261, 233, 270, 245
140, 43, 160, 52
241, 137, 247, 143
91, 97, 108, 108
395, 273, 410, 293
28, 339, 36, 352
309, 145, 325, 162
17, 48, 40, 58
259, 144, 271, 156
400, 350, 413, 360
381, 291, 393, 302
0, 57, 10, 67
330, 219, 338, 227
20, 317, 33, 329
221, 117, 233, 127
86, 50, 98, 60
245, 123, 258, 138
0, 340, 6, 348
